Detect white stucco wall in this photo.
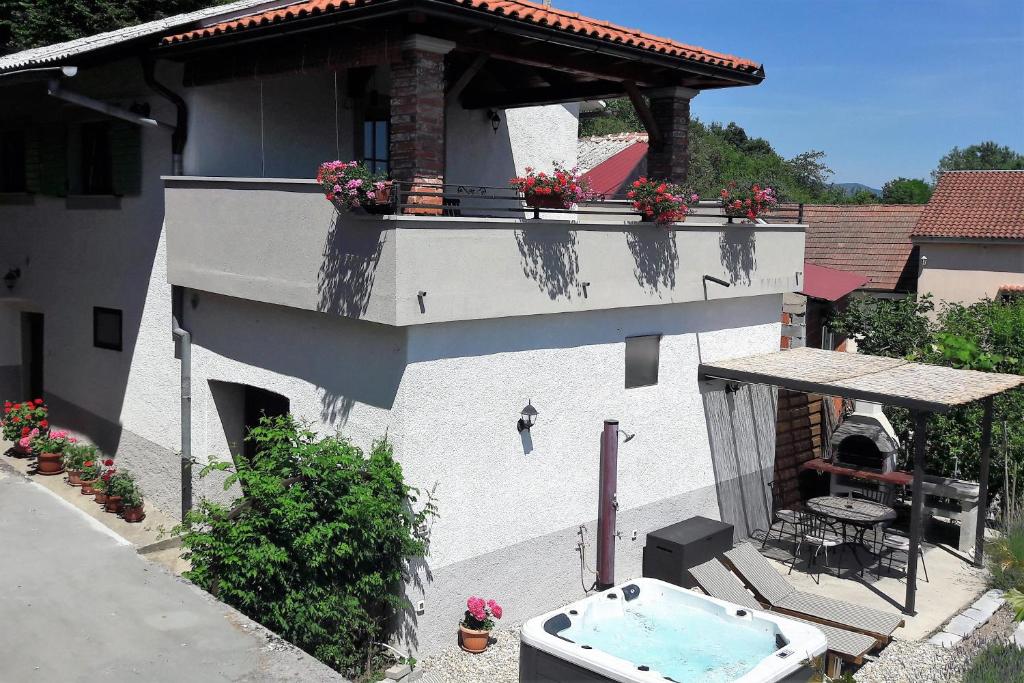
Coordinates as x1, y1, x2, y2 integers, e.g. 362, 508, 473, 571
394, 294, 781, 569
445, 103, 580, 187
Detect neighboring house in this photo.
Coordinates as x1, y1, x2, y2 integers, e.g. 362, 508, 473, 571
0, 0, 800, 654
913, 170, 1024, 306
578, 132, 648, 196
803, 204, 925, 298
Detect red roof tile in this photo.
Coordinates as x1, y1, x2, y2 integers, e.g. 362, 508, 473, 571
161, 0, 762, 74
913, 171, 1024, 241
801, 204, 925, 292
580, 137, 647, 197
999, 283, 1024, 294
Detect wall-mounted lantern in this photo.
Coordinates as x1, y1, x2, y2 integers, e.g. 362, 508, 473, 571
517, 400, 538, 433
487, 109, 501, 133
3, 268, 21, 291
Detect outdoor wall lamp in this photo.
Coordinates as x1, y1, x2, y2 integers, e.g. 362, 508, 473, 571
3, 268, 20, 291
487, 109, 501, 133
517, 400, 538, 433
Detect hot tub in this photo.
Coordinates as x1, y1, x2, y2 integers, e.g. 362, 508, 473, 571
520, 578, 827, 683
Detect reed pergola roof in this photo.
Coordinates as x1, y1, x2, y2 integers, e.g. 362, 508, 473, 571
699, 347, 1024, 413
699, 346, 1023, 617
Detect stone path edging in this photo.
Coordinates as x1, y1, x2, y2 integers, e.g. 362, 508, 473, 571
927, 589, 1005, 647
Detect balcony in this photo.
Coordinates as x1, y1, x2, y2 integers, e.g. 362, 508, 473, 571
164, 177, 806, 326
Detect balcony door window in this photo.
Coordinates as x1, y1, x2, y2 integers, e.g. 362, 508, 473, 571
363, 120, 389, 174
80, 122, 113, 195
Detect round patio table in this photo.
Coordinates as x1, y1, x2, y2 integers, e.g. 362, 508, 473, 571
805, 495, 897, 568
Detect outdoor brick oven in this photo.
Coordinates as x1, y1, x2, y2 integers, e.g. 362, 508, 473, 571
829, 401, 899, 501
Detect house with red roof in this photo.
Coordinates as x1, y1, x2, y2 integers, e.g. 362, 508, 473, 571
913, 170, 1024, 305
0, 0, 805, 655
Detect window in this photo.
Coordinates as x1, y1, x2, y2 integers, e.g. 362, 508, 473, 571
362, 120, 389, 174
93, 307, 122, 351
0, 130, 27, 192
80, 122, 113, 195
625, 335, 661, 388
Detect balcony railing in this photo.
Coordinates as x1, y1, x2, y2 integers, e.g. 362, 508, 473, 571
390, 181, 805, 224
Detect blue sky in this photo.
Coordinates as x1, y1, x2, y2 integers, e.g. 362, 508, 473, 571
556, 0, 1024, 188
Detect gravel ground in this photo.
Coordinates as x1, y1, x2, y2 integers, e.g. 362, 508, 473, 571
854, 605, 1018, 683
419, 626, 521, 683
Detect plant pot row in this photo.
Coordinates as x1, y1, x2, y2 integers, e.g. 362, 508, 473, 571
67, 469, 145, 522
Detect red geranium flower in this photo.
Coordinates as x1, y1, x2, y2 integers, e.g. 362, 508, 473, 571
34, 398, 44, 405
83, 461, 94, 468
104, 459, 114, 466
39, 420, 48, 429
21, 427, 30, 437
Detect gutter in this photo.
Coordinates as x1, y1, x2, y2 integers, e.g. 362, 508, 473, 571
142, 57, 189, 175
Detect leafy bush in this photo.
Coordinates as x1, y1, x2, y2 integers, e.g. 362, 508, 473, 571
987, 513, 1024, 592
961, 641, 1024, 683
178, 415, 434, 678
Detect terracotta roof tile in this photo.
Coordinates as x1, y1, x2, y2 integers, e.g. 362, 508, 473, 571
161, 0, 762, 74
798, 204, 925, 292
913, 171, 1024, 240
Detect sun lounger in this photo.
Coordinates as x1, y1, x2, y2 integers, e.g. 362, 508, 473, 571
723, 542, 904, 641
689, 558, 877, 667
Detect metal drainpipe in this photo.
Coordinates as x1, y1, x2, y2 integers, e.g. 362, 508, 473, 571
172, 305, 192, 519
596, 419, 620, 590
141, 57, 187, 175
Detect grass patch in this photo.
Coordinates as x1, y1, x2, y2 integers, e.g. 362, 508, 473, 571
961, 641, 1024, 683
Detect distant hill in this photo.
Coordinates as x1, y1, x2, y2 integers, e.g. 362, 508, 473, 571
834, 182, 881, 197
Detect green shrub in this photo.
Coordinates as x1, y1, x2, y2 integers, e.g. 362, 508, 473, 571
962, 641, 1024, 683
177, 415, 434, 679
988, 513, 1024, 592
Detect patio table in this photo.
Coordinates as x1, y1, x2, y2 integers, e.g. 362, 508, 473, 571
805, 495, 897, 569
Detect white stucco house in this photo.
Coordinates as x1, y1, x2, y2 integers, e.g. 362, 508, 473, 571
0, 0, 804, 653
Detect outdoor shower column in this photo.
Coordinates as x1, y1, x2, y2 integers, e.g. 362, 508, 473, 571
975, 397, 995, 566
644, 86, 698, 184
905, 411, 929, 614
390, 34, 454, 215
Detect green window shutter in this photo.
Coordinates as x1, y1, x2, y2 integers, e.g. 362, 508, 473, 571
110, 121, 142, 196
36, 125, 68, 197
24, 128, 41, 194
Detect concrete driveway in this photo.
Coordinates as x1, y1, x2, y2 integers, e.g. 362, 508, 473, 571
0, 466, 344, 682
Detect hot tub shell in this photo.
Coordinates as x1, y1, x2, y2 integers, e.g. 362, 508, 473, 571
520, 578, 827, 683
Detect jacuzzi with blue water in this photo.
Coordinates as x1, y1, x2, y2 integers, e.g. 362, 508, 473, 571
520, 578, 827, 683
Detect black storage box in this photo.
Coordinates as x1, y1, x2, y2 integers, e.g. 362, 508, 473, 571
642, 516, 734, 588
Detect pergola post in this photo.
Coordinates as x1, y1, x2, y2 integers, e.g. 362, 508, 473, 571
975, 396, 994, 566
905, 410, 929, 615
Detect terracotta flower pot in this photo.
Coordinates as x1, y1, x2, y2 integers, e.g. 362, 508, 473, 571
105, 495, 122, 514
36, 452, 64, 475
525, 193, 565, 210
67, 470, 83, 486
459, 625, 491, 653
81, 479, 99, 495
94, 490, 107, 504
122, 504, 145, 523
363, 182, 394, 215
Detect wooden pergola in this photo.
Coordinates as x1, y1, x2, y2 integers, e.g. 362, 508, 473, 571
699, 347, 1024, 615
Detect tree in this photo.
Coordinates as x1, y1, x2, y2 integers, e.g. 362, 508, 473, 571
881, 177, 933, 204
0, 0, 234, 53
578, 98, 644, 137
933, 141, 1024, 181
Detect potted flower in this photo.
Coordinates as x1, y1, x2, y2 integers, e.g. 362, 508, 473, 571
510, 163, 594, 210
460, 596, 502, 653
121, 482, 145, 523
31, 429, 76, 476
317, 160, 393, 215
63, 444, 95, 485
627, 178, 698, 224
95, 459, 116, 504
719, 182, 778, 222
80, 459, 101, 495
106, 470, 135, 514
3, 399, 48, 455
